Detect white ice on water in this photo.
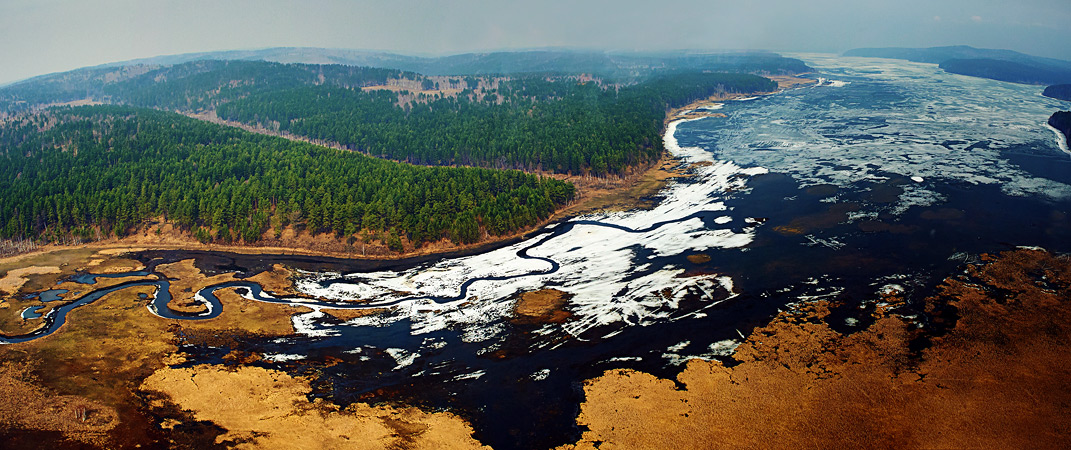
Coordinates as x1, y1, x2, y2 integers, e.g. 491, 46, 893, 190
708, 54, 1071, 218
276, 55, 1071, 355
289, 116, 768, 344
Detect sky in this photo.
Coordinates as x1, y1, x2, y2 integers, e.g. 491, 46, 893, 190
2, 0, 1070, 84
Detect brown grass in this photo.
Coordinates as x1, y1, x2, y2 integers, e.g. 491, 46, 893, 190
767, 74, 818, 90
81, 257, 143, 273
155, 259, 233, 315
512, 289, 573, 324
562, 249, 1071, 449
771, 202, 861, 235
244, 264, 299, 296
0, 361, 118, 442
685, 253, 711, 264
0, 266, 61, 296
0, 255, 314, 447
322, 308, 387, 322
141, 365, 489, 450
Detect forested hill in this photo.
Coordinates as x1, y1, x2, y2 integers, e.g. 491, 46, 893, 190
844, 46, 1071, 85
0, 52, 794, 253
938, 59, 1071, 86
97, 48, 813, 79
2, 60, 780, 176
0, 106, 575, 250
0, 60, 417, 114
214, 72, 777, 175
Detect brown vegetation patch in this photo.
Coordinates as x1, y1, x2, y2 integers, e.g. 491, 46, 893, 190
141, 365, 489, 450
767, 74, 818, 90
156, 259, 235, 314
0, 285, 175, 448
0, 266, 61, 297
322, 308, 387, 322
0, 249, 153, 337
563, 249, 1071, 449
0, 248, 388, 447
53, 274, 155, 301
772, 202, 860, 235
0, 311, 46, 337
0, 256, 309, 447
201, 289, 307, 336
856, 220, 918, 234
1, 272, 155, 338
557, 153, 685, 216
0, 361, 118, 443
81, 257, 144, 274
512, 289, 573, 325
685, 253, 711, 264
243, 264, 299, 296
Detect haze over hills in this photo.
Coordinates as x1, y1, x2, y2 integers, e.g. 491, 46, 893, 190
0, 48, 810, 115
76, 47, 814, 79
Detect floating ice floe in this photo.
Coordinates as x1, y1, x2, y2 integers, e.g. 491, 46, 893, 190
385, 347, 420, 370
263, 353, 306, 362
705, 53, 1071, 215
530, 369, 550, 381
662, 339, 742, 366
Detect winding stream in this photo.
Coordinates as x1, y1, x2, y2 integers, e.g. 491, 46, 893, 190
1, 206, 747, 344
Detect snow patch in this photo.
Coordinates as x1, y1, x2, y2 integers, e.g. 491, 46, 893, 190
263, 353, 306, 362
530, 369, 550, 381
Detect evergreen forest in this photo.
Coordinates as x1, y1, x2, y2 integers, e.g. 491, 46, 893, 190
0, 56, 791, 251
0, 106, 574, 248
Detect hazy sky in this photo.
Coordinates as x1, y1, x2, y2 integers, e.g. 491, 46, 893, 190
3, 0, 1070, 84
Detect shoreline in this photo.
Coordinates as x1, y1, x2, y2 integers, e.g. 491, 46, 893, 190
1045, 122, 1070, 157
663, 74, 817, 127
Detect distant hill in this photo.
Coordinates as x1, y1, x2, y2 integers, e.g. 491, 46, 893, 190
1043, 84, 1071, 102
0, 48, 810, 115
844, 45, 1071, 85
939, 59, 1071, 85
97, 47, 812, 79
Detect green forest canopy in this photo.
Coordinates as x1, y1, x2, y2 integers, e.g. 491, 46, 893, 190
4, 60, 780, 176
0, 60, 785, 250
213, 72, 776, 175
0, 106, 575, 247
